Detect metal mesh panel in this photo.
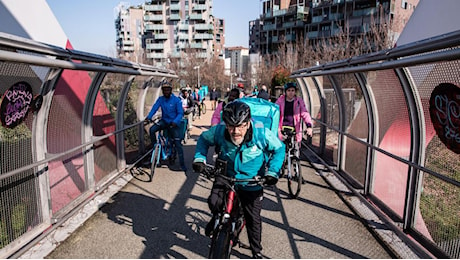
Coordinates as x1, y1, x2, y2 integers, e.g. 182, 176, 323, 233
47, 70, 88, 214
306, 77, 322, 151
407, 60, 460, 257
367, 69, 411, 218
93, 74, 119, 183
0, 124, 41, 249
337, 73, 369, 186
123, 77, 149, 165
419, 166, 460, 259
322, 77, 340, 165
0, 62, 45, 249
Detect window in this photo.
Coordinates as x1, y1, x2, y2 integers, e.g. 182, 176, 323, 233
401, 0, 408, 9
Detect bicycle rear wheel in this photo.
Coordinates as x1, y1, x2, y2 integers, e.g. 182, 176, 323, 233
209, 224, 232, 259
150, 144, 160, 178
287, 157, 303, 198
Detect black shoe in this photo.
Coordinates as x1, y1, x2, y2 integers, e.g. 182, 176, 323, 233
252, 252, 263, 259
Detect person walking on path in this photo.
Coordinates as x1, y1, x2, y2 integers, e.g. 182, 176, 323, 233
257, 85, 270, 101
210, 88, 240, 126
209, 87, 219, 110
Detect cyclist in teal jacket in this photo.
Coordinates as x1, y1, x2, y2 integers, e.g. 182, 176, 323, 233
193, 101, 284, 258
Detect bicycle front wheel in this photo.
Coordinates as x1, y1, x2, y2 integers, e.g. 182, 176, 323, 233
201, 103, 207, 114
287, 157, 303, 198
209, 224, 232, 259
150, 144, 160, 179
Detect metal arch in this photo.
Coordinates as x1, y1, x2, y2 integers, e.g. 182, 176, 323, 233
328, 75, 348, 171
296, 78, 312, 113
137, 76, 154, 154
354, 72, 380, 195
116, 76, 136, 171
394, 67, 426, 232
81, 71, 107, 191
32, 68, 64, 226
311, 76, 328, 155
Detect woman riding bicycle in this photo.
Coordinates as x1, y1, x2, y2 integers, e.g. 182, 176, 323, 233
193, 101, 285, 259
275, 82, 313, 151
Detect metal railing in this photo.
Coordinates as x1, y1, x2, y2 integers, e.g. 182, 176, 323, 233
293, 30, 460, 258
0, 32, 177, 258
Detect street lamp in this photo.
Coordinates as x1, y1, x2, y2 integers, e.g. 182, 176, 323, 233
230, 72, 237, 89
194, 65, 200, 89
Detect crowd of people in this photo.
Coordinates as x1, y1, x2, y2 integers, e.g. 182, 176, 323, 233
145, 80, 313, 258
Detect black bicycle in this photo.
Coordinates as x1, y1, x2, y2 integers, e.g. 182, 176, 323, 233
281, 126, 303, 198
201, 160, 265, 259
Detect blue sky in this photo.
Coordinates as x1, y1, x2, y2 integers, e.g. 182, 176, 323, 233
46, 0, 261, 56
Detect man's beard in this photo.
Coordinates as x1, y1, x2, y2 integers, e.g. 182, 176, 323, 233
230, 135, 244, 146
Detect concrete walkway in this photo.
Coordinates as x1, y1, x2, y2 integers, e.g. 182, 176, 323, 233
19, 100, 405, 259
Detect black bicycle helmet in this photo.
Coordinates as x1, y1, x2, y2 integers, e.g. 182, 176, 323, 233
161, 81, 172, 89
284, 82, 297, 91
222, 101, 251, 126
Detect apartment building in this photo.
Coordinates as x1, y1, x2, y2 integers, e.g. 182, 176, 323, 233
250, 0, 419, 55
115, 0, 224, 67
115, 3, 144, 62
225, 46, 249, 77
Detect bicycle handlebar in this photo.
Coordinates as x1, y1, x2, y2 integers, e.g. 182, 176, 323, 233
202, 163, 266, 186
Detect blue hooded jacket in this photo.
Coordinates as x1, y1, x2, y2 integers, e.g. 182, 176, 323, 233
147, 94, 183, 125
194, 121, 285, 191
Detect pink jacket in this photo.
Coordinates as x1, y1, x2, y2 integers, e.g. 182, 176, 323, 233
275, 95, 313, 142
211, 99, 226, 126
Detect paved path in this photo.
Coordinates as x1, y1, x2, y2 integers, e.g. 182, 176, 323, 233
43, 100, 393, 259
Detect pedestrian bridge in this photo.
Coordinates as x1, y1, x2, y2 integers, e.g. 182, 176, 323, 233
0, 30, 459, 259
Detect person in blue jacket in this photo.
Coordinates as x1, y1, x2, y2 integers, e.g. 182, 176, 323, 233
192, 100, 284, 259
145, 82, 187, 172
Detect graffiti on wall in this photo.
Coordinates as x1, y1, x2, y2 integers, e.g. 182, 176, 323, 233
1, 81, 35, 128
429, 83, 460, 154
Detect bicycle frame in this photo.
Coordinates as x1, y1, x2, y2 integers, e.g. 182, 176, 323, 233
282, 127, 298, 178
203, 160, 265, 258
157, 128, 176, 163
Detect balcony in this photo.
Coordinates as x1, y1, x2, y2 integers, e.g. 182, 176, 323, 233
170, 14, 180, 20
177, 33, 188, 40
170, 4, 180, 11
262, 23, 276, 31
307, 31, 319, 38
196, 51, 207, 58
122, 40, 134, 45
145, 4, 163, 12
145, 24, 164, 31
192, 4, 207, 11
122, 46, 134, 51
146, 43, 164, 50
190, 42, 204, 49
194, 23, 213, 31
155, 33, 168, 40
194, 33, 213, 40
190, 13, 203, 20
177, 24, 189, 30
170, 52, 181, 58
144, 14, 163, 21
146, 52, 165, 59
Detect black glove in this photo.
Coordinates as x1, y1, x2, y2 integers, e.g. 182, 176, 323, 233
264, 175, 278, 186
192, 162, 206, 173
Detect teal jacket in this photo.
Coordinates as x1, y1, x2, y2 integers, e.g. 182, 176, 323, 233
194, 121, 285, 191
